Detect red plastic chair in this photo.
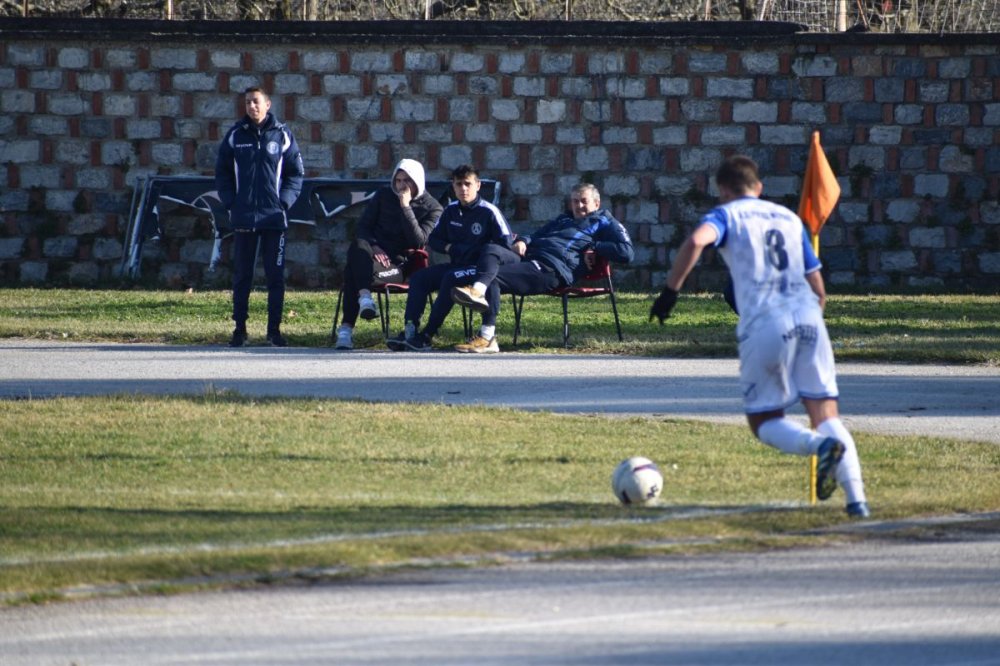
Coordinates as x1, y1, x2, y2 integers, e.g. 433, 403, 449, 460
332, 249, 430, 340
511, 251, 622, 347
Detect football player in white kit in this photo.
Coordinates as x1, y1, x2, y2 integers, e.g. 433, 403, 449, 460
649, 155, 870, 518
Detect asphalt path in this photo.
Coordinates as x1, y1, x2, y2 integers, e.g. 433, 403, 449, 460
4, 520, 1000, 666
2, 340, 999, 665
1, 340, 998, 443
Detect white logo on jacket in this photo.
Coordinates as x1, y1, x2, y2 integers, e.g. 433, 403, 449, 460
471, 222, 482, 236
267, 141, 280, 155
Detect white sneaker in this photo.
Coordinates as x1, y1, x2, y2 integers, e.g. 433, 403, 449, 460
359, 295, 379, 321
335, 326, 353, 350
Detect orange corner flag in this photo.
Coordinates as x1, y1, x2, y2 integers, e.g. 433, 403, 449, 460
798, 131, 841, 239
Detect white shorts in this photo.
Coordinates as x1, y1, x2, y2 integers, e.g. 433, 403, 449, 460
737, 305, 839, 414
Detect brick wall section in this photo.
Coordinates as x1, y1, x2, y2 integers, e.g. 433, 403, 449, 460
0, 20, 998, 290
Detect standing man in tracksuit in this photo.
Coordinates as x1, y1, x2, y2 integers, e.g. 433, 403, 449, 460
215, 86, 304, 348
386, 164, 515, 352
451, 182, 634, 352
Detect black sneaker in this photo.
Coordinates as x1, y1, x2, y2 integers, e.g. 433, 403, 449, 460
228, 329, 247, 348
266, 331, 288, 347
404, 332, 433, 352
386, 331, 408, 352
815, 437, 845, 501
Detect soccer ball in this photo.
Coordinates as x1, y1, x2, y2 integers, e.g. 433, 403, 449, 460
611, 456, 663, 506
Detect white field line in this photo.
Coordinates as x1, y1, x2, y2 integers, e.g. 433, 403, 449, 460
1, 502, 804, 567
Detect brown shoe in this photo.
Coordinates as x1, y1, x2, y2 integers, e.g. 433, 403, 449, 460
451, 285, 489, 313
455, 335, 499, 354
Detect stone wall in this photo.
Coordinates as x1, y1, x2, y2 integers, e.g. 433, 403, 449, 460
1, 19, 998, 290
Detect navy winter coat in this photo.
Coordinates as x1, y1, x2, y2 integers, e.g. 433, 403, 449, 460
215, 112, 304, 232
521, 208, 634, 285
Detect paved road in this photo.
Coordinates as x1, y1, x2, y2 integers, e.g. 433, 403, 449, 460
2, 340, 998, 443
4, 519, 999, 666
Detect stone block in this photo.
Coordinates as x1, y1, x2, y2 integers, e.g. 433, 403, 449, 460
575, 146, 609, 171
679, 147, 722, 173
404, 51, 438, 72
555, 127, 585, 144
20, 261, 48, 283
417, 124, 451, 142
582, 100, 611, 122
2, 90, 35, 113
513, 77, 545, 97
792, 54, 837, 77
303, 51, 339, 72
510, 124, 542, 143
297, 97, 332, 121
983, 103, 1000, 126
936, 104, 970, 127
30, 116, 68, 136
639, 52, 674, 74
44, 236, 78, 258
103, 93, 137, 116
440, 145, 473, 169
346, 98, 381, 121
879, 250, 917, 271
151, 48, 197, 70
490, 99, 521, 121
869, 125, 902, 145
466, 124, 497, 143
126, 71, 157, 92
658, 77, 689, 96
68, 262, 100, 284
48, 93, 88, 116
688, 52, 726, 73
602, 127, 636, 144
7, 44, 45, 66
30, 70, 63, 90
626, 99, 666, 122
393, 99, 435, 121
485, 145, 518, 170
605, 77, 647, 98
653, 126, 687, 145
601, 174, 640, 197
57, 47, 89, 69
706, 77, 754, 99
885, 199, 921, 223
790, 102, 827, 124
0, 238, 25, 259
588, 52, 624, 74
979, 252, 1000, 273
508, 173, 543, 196
741, 52, 779, 75
275, 73, 309, 95
301, 144, 332, 169
498, 53, 526, 74
449, 53, 484, 73
914, 174, 949, 197
105, 49, 136, 68
760, 125, 807, 145
540, 52, 573, 74
701, 126, 746, 145
468, 76, 498, 95
423, 75, 454, 95
939, 145, 974, 173
20, 165, 61, 189
0, 139, 40, 163
78, 72, 111, 92
825, 78, 865, 103
448, 98, 474, 121
919, 80, 949, 103
909, 227, 946, 248
529, 196, 564, 221
347, 145, 378, 169
733, 101, 777, 123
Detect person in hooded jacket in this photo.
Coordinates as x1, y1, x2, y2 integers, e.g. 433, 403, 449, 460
333, 159, 443, 350
215, 86, 304, 348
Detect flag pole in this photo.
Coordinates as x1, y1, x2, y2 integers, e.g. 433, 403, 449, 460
799, 130, 840, 506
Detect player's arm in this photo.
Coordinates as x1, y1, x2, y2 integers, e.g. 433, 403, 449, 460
805, 269, 826, 310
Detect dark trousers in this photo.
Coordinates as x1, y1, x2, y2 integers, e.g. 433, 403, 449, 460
469, 245, 524, 327
489, 260, 562, 326
231, 229, 286, 332
404, 263, 474, 337
341, 239, 404, 326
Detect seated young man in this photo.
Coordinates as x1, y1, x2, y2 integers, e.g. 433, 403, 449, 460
333, 158, 443, 350
387, 164, 515, 352
450, 182, 634, 353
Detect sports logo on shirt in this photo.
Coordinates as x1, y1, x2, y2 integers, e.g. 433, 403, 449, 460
471, 222, 483, 236
267, 141, 280, 155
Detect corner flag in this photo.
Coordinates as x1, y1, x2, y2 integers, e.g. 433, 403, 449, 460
798, 131, 841, 250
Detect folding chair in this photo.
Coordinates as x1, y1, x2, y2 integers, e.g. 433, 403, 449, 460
331, 249, 430, 340
511, 251, 622, 347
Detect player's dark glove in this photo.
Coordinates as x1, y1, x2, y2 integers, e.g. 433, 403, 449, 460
649, 286, 679, 325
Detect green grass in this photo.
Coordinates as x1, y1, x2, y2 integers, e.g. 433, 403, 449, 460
0, 288, 998, 603
1, 288, 998, 363
2, 394, 998, 603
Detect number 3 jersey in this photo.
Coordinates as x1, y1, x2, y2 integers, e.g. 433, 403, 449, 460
701, 196, 822, 336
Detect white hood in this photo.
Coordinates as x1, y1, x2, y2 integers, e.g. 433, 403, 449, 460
392, 158, 427, 198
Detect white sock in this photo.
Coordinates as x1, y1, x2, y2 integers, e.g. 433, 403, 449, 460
757, 417, 824, 457
338, 324, 353, 334
817, 417, 867, 505
479, 325, 495, 340
359, 289, 372, 300
472, 281, 487, 295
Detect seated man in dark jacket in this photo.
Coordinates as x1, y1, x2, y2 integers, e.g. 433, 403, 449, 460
334, 159, 443, 350
451, 182, 634, 353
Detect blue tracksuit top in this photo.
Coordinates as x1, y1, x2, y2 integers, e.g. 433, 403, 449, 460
520, 208, 634, 285
215, 112, 304, 232
427, 197, 514, 265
